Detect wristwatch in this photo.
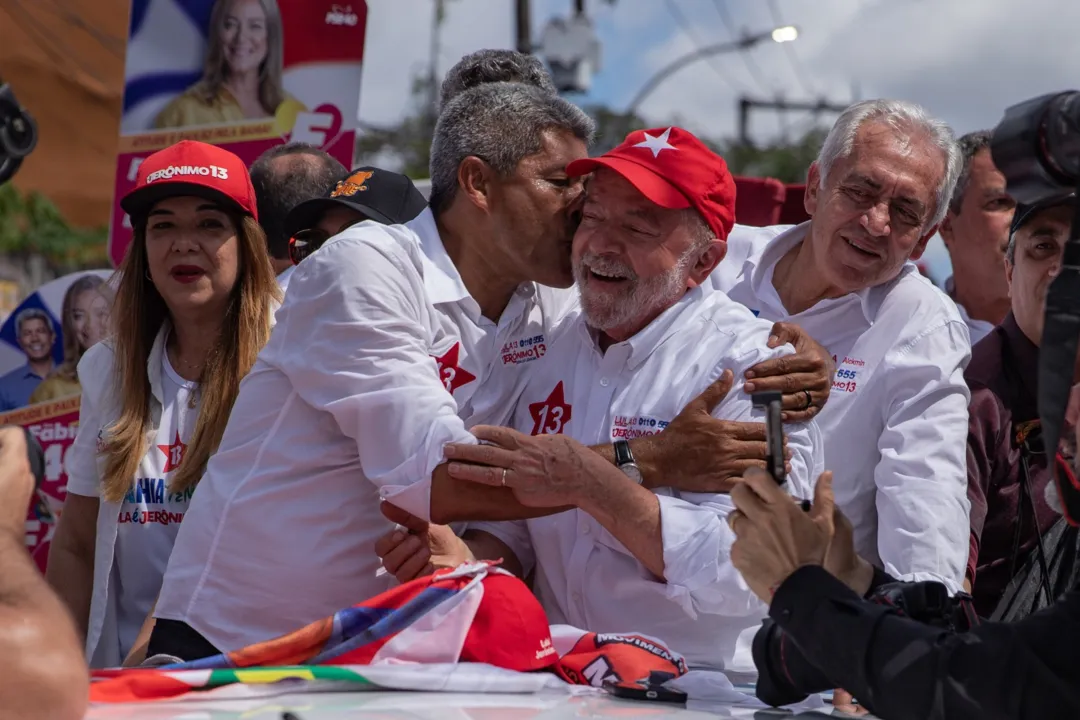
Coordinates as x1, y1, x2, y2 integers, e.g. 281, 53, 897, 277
613, 439, 643, 484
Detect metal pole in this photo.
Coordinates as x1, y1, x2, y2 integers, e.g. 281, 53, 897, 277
626, 33, 772, 115
516, 0, 532, 53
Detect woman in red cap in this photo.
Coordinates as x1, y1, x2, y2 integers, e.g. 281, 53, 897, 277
46, 140, 280, 668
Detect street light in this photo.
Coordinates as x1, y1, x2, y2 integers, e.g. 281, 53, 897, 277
626, 26, 801, 116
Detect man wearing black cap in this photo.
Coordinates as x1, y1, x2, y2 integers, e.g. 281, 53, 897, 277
965, 194, 1076, 615
283, 166, 428, 267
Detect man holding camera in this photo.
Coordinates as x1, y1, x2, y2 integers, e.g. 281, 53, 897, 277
966, 195, 1075, 617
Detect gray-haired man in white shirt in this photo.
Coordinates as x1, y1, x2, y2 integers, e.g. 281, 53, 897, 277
709, 100, 972, 592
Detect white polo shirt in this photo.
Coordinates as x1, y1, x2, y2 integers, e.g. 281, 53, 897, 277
708, 222, 972, 592
155, 209, 569, 652
471, 286, 823, 670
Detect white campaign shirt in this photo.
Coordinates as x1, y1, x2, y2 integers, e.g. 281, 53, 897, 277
66, 326, 196, 668
709, 223, 972, 592
112, 351, 197, 657
155, 209, 570, 652
276, 264, 296, 296
471, 287, 823, 670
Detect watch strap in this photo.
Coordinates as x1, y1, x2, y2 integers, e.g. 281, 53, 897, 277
613, 439, 634, 467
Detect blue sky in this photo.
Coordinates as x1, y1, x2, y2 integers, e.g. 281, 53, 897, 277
358, 0, 1079, 285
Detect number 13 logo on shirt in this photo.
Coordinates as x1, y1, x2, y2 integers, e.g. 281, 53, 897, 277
432, 342, 477, 395
529, 381, 573, 435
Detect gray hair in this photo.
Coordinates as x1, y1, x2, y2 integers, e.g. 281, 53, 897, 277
816, 99, 962, 228
15, 308, 54, 336
439, 49, 557, 108
429, 82, 595, 214
683, 208, 717, 249
948, 130, 993, 215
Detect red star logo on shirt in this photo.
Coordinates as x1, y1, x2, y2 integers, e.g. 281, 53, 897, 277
529, 381, 573, 436
432, 342, 476, 395
157, 432, 187, 474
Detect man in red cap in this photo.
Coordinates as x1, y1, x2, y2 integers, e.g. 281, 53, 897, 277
378, 127, 825, 672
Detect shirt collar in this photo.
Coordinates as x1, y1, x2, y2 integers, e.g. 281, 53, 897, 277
748, 221, 878, 325
1002, 311, 1039, 401
581, 285, 709, 371
409, 208, 471, 306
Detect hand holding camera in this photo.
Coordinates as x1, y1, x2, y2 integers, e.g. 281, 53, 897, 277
0, 426, 43, 539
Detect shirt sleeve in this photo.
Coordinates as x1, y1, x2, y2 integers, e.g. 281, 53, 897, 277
965, 386, 1005, 583
64, 346, 112, 498
875, 321, 972, 593
463, 519, 536, 578
266, 229, 476, 521
596, 352, 822, 619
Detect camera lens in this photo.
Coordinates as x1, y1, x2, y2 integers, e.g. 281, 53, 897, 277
0, 108, 37, 159
1044, 92, 1080, 182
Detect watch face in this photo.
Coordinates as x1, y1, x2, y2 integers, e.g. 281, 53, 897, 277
621, 463, 643, 484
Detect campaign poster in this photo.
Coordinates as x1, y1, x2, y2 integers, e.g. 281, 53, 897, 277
109, 0, 368, 266
0, 270, 115, 573
0, 397, 81, 574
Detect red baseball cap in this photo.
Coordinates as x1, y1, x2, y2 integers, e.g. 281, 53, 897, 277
121, 140, 258, 221
566, 126, 736, 240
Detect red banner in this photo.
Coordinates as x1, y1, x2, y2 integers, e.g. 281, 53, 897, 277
0, 396, 81, 574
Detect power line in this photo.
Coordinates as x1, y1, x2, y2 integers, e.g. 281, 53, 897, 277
710, 0, 773, 92
765, 0, 817, 96
661, 0, 750, 98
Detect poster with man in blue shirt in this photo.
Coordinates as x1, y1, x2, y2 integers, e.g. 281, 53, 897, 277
0, 308, 56, 411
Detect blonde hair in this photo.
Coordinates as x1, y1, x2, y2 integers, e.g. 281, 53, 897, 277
101, 213, 280, 502
53, 275, 114, 384
195, 0, 286, 116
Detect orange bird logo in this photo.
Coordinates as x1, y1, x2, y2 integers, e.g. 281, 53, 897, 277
330, 170, 374, 198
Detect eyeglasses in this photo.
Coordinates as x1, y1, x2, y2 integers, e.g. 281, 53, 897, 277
288, 228, 331, 266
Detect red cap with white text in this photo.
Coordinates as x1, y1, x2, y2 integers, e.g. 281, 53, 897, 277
566, 126, 736, 240
121, 140, 258, 221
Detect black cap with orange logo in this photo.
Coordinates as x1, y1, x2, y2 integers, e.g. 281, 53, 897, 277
284, 166, 428, 236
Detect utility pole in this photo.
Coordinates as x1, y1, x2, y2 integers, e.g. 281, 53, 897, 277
516, 0, 532, 53
429, 0, 448, 111
738, 95, 851, 146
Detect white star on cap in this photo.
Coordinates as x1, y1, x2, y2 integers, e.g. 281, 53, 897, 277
633, 128, 678, 158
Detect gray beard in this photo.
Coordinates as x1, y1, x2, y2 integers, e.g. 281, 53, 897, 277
575, 252, 695, 333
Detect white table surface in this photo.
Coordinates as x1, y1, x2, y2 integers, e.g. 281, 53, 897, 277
85, 689, 871, 719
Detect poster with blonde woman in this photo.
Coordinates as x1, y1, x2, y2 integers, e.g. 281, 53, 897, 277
110, 0, 367, 266
30, 274, 115, 404
153, 0, 305, 130
0, 270, 113, 574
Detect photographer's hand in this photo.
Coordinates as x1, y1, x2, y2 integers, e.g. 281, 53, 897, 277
0, 427, 34, 538
728, 469, 835, 602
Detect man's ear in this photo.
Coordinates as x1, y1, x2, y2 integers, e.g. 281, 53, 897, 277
687, 240, 727, 288
804, 163, 822, 218
938, 211, 956, 248
457, 156, 495, 213
909, 224, 939, 261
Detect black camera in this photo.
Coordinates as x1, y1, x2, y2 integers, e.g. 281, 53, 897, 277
752, 580, 979, 710
992, 92, 1080, 527
0, 80, 38, 187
